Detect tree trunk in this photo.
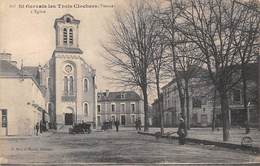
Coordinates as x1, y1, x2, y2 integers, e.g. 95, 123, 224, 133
212, 89, 217, 131
177, 81, 186, 132
220, 91, 230, 141
184, 78, 190, 130
141, 86, 149, 131
258, 56, 260, 131
170, 43, 186, 132
156, 81, 164, 135
241, 65, 249, 133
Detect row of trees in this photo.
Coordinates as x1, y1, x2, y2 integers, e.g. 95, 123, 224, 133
103, 0, 260, 141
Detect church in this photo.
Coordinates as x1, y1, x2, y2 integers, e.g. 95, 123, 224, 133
41, 14, 97, 129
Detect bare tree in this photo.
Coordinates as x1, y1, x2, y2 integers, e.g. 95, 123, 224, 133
158, 0, 204, 131
174, 36, 203, 129
102, 1, 160, 131
148, 2, 172, 135
174, 0, 259, 141
151, 33, 169, 134
157, 0, 188, 133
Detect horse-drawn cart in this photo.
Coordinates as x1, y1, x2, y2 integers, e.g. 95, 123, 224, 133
101, 121, 113, 130
69, 123, 91, 134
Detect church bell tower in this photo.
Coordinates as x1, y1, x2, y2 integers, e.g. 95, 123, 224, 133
47, 14, 96, 129
54, 14, 82, 54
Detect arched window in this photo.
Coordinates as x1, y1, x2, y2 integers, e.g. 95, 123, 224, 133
69, 76, 73, 94
83, 103, 88, 117
48, 103, 52, 115
69, 28, 73, 45
63, 28, 67, 44
64, 76, 68, 94
83, 78, 89, 92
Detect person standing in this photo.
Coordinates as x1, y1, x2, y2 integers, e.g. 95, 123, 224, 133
135, 119, 138, 130
216, 118, 220, 131
40, 120, 43, 134
115, 119, 120, 132
35, 122, 39, 136
177, 118, 187, 145
137, 118, 142, 131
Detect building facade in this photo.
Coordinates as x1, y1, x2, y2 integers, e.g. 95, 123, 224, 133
152, 64, 258, 128
0, 54, 47, 136
97, 90, 144, 127
227, 64, 258, 127
150, 95, 163, 127
159, 77, 213, 127
40, 14, 97, 129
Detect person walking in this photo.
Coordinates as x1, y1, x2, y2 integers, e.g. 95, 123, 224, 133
177, 118, 187, 145
35, 122, 39, 136
115, 119, 120, 132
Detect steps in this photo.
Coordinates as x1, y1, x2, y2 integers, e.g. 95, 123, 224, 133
56, 125, 72, 133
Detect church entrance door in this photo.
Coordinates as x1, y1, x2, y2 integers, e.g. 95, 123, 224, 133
65, 113, 73, 125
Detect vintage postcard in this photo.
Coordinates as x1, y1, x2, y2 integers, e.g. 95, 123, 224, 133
0, 0, 259, 165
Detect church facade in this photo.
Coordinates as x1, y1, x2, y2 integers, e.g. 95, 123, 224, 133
40, 14, 97, 129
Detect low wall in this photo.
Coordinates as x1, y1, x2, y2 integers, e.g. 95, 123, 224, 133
138, 131, 260, 154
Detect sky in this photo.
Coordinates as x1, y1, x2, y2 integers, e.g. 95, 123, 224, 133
0, 0, 159, 102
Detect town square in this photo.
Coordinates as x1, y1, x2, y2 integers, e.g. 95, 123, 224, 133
0, 128, 259, 164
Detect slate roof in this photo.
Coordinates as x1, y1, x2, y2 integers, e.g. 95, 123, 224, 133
0, 60, 46, 95
23, 66, 42, 85
162, 63, 258, 90
0, 60, 22, 76
162, 65, 209, 90
97, 91, 142, 102
23, 66, 38, 76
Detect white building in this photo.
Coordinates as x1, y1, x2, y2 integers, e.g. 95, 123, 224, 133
0, 54, 47, 136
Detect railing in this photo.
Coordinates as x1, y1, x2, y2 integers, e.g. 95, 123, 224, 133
62, 91, 76, 101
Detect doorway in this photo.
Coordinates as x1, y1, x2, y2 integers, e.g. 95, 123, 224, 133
65, 113, 73, 125
201, 114, 208, 127
97, 116, 101, 126
231, 109, 244, 127
121, 115, 125, 125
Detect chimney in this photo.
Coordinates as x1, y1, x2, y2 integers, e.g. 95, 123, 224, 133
10, 61, 17, 67
0, 52, 12, 61
106, 89, 109, 97
21, 59, 24, 81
